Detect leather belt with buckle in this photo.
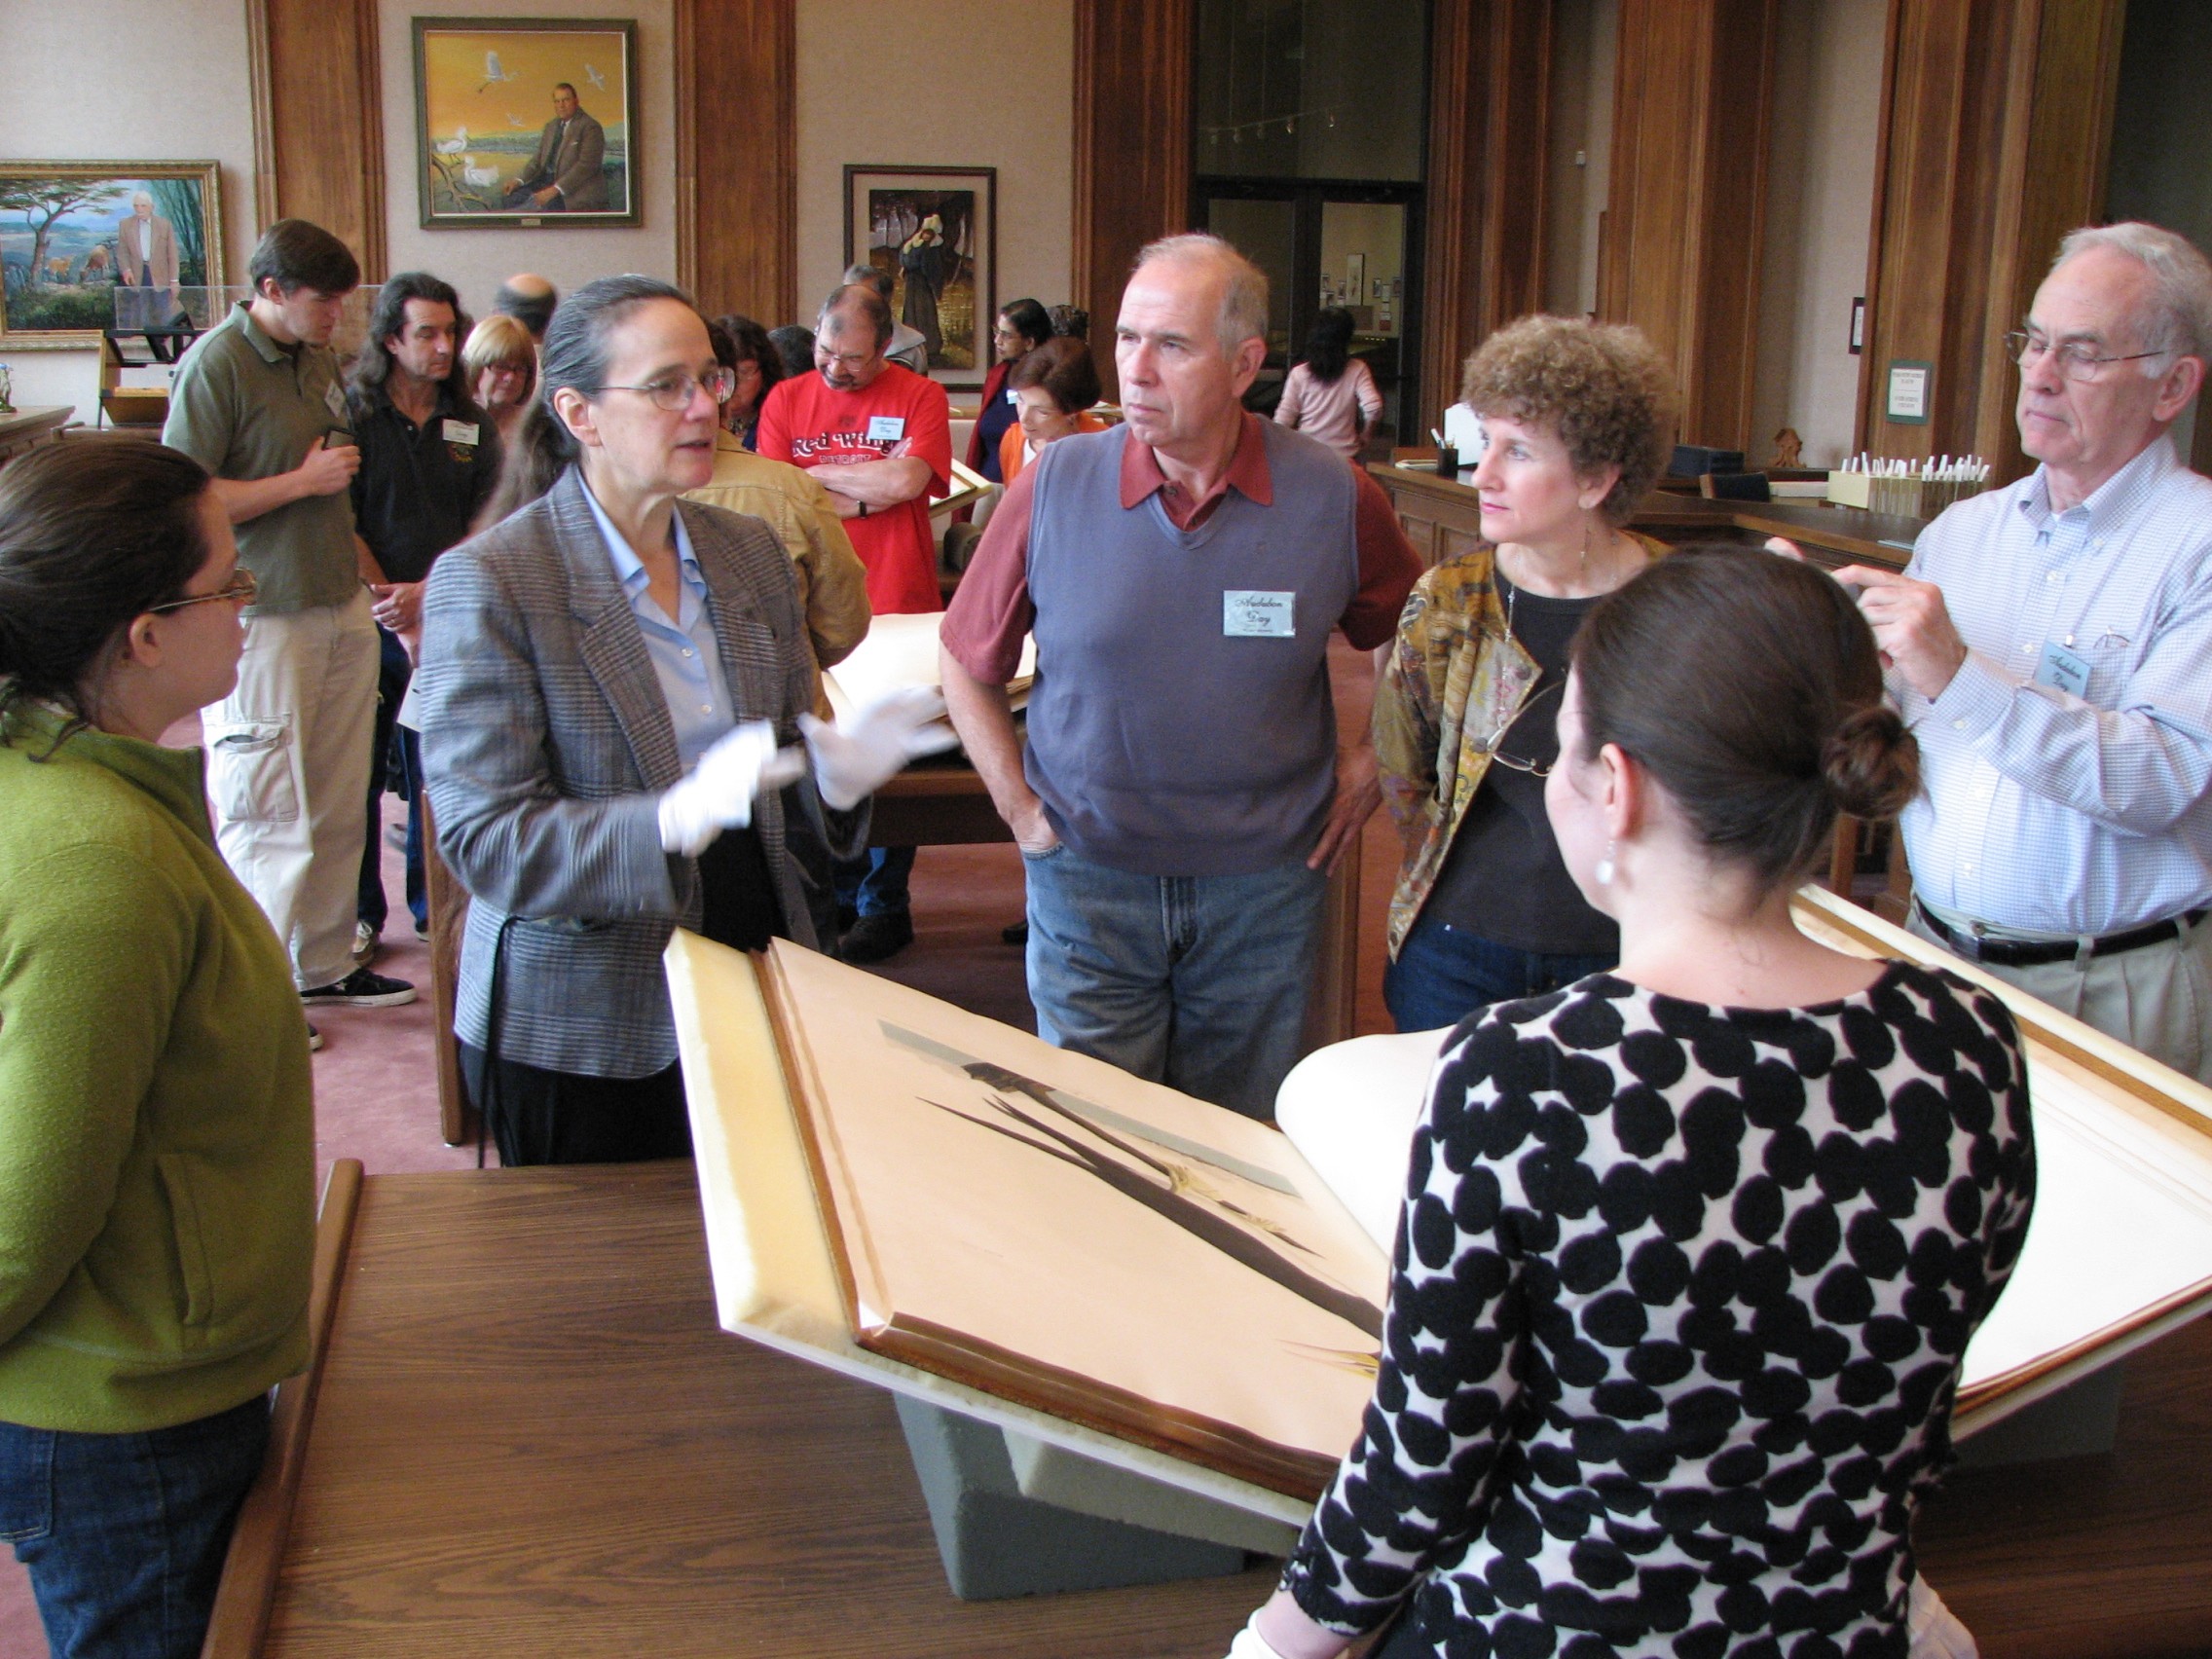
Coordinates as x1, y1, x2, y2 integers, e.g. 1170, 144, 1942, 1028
1916, 900, 2209, 968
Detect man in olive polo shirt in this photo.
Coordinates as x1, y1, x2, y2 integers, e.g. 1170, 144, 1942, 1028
164, 218, 416, 1015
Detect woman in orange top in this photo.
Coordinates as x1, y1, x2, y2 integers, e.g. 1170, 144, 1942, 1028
997, 338, 1107, 485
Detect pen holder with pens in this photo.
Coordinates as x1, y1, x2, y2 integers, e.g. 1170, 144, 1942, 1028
1828, 455, 1991, 519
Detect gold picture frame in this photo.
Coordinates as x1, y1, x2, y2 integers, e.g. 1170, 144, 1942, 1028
0, 160, 225, 350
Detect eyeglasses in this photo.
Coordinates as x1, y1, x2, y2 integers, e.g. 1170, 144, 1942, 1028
147, 568, 257, 613
1472, 679, 1563, 777
597, 366, 737, 411
2003, 330, 2169, 383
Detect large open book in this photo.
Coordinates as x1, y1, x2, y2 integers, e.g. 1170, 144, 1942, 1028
666, 889, 2212, 1531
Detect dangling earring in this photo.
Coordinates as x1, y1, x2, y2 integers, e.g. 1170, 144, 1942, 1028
1594, 838, 1617, 886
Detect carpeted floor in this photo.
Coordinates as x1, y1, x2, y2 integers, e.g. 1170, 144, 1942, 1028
0, 644, 1401, 1653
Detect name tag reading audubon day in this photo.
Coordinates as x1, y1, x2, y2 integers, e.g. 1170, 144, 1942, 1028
866, 415, 906, 443
323, 382, 348, 422
442, 419, 480, 446
2035, 640, 2091, 698
1224, 589, 1297, 639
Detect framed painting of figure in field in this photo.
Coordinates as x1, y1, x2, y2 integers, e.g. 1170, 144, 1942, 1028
843, 166, 996, 387
413, 18, 640, 229
0, 161, 223, 349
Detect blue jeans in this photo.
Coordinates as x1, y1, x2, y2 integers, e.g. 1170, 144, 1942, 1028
1382, 913, 1616, 1033
0, 1394, 271, 1659
833, 845, 915, 919
1022, 844, 1327, 1120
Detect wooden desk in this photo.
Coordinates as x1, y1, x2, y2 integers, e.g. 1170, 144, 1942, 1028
0, 405, 72, 465
230, 1163, 1279, 1657
1371, 463, 1928, 573
210, 1162, 2212, 1658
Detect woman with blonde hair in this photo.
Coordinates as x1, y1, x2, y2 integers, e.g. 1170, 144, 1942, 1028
461, 311, 539, 448
1375, 314, 1676, 1031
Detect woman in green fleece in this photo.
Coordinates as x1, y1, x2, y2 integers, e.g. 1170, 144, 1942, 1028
0, 437, 316, 1659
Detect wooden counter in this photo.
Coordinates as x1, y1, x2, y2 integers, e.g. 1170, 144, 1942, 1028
207, 1161, 2212, 1657
1371, 462, 1930, 572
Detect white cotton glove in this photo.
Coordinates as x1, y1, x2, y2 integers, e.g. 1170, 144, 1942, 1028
1224, 1610, 1296, 1659
1907, 1577, 1978, 1659
656, 719, 807, 856
797, 686, 959, 811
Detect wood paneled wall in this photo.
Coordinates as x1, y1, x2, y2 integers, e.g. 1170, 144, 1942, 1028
1417, 0, 1552, 441
1858, 0, 2125, 479
1071, 0, 1196, 401
1597, 0, 1778, 454
674, 0, 796, 323
245, 0, 387, 279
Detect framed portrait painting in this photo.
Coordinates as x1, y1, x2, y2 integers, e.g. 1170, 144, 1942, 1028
0, 161, 224, 349
412, 18, 640, 229
844, 166, 997, 387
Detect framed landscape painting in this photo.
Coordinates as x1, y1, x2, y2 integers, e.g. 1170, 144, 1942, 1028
0, 161, 224, 349
844, 166, 996, 387
413, 18, 640, 229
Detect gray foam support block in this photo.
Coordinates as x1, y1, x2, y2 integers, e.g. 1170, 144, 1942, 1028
893, 1396, 1253, 1601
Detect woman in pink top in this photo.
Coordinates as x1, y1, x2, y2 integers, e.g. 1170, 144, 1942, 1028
1272, 306, 1382, 462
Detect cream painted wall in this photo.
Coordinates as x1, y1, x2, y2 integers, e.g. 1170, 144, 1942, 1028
794, 0, 1074, 355
1751, 0, 1884, 469
376, 0, 677, 321
0, 0, 259, 424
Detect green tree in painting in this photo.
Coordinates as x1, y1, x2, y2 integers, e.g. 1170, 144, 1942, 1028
0, 177, 129, 286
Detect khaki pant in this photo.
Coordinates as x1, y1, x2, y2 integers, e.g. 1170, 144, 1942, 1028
1908, 904, 2212, 1086
203, 590, 380, 991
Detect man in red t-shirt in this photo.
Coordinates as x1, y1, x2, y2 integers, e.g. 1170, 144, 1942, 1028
756, 284, 950, 618
756, 283, 951, 963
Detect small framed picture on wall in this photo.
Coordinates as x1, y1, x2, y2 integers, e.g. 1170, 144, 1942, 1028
844, 166, 997, 387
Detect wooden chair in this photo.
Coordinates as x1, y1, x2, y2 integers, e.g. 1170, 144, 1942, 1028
199, 1161, 364, 1659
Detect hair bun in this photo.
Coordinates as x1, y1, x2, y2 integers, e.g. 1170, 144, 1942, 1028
1824, 703, 1919, 821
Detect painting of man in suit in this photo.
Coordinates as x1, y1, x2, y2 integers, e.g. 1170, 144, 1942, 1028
501, 83, 608, 212
114, 190, 185, 359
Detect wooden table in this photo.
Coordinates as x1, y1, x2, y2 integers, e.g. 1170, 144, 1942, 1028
215, 1162, 1280, 1657
1372, 462, 1930, 572
0, 405, 72, 466
205, 1161, 2212, 1658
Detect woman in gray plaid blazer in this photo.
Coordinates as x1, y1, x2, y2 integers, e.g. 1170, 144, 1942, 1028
417, 276, 931, 1164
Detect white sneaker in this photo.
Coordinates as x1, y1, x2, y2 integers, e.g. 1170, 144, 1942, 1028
352, 921, 381, 965
308, 1023, 325, 1052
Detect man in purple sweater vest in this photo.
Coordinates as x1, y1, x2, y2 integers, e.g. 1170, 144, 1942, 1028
941, 235, 1420, 1118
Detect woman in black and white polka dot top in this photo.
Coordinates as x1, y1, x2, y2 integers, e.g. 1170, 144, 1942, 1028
1233, 547, 2036, 1659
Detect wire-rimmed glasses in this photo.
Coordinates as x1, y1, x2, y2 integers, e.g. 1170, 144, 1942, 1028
598, 365, 738, 411
1473, 679, 1564, 777
2002, 329, 2168, 384
147, 568, 258, 613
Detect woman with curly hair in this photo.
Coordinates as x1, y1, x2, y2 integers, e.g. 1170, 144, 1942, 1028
1375, 314, 1677, 1031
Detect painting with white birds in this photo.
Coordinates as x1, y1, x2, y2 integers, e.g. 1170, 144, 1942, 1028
412, 18, 638, 227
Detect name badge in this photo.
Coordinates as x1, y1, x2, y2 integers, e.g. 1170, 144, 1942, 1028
866, 415, 906, 442
1006, 388, 1019, 405
323, 381, 349, 420
2035, 640, 2090, 698
1224, 590, 1296, 638
442, 419, 480, 446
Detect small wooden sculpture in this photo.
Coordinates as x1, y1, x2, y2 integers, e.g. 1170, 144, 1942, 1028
1770, 425, 1804, 469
